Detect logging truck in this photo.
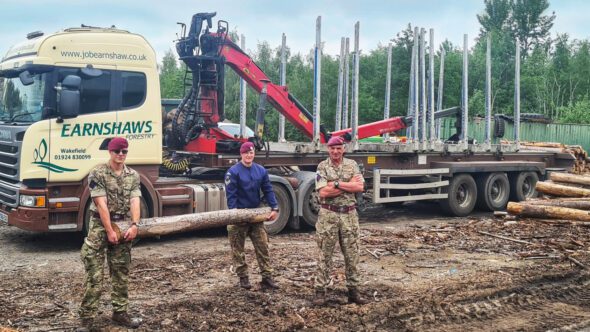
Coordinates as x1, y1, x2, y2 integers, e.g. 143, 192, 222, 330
0, 13, 575, 236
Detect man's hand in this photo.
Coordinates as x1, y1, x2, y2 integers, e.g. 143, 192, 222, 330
268, 210, 278, 221
124, 225, 138, 241
107, 230, 119, 244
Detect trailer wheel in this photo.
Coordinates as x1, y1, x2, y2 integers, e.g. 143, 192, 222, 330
302, 185, 320, 228
264, 184, 291, 235
82, 197, 149, 237
476, 172, 510, 211
440, 174, 477, 217
509, 172, 539, 202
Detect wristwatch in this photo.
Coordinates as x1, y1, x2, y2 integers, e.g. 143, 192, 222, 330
334, 180, 340, 189
130, 222, 138, 228
271, 208, 279, 212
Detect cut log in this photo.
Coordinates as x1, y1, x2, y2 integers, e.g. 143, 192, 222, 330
517, 200, 590, 210
113, 207, 271, 240
535, 181, 590, 198
507, 202, 590, 222
549, 172, 590, 186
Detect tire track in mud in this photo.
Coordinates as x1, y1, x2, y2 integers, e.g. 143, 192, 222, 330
388, 273, 590, 331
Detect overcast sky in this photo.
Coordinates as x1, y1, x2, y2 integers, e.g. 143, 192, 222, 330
1, 0, 588, 64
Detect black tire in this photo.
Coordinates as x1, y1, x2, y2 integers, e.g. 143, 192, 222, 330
440, 174, 477, 217
475, 172, 510, 211
302, 185, 320, 228
509, 172, 539, 202
264, 184, 291, 235
494, 116, 505, 138
82, 197, 149, 236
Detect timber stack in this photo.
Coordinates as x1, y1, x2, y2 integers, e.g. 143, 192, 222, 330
519, 142, 590, 174
506, 172, 590, 225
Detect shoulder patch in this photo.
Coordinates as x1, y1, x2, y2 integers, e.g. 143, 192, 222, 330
316, 172, 322, 181
225, 172, 232, 185
89, 179, 97, 189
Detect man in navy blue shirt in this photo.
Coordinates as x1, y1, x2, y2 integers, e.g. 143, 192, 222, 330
225, 141, 280, 290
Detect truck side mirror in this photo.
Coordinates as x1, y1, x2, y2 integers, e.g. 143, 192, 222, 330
19, 70, 34, 86
58, 75, 81, 119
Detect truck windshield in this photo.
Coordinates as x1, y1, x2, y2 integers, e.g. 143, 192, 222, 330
0, 73, 47, 123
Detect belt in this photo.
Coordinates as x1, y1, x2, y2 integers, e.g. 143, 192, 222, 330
320, 204, 356, 213
92, 212, 126, 221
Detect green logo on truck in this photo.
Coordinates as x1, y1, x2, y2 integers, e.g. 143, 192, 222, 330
32, 139, 78, 173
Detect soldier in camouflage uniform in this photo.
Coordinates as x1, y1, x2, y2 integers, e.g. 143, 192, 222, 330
226, 141, 280, 290
78, 137, 142, 330
313, 136, 368, 305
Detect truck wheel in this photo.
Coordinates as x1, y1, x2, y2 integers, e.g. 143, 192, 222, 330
83, 197, 149, 236
509, 172, 539, 202
264, 184, 291, 235
476, 172, 510, 211
440, 174, 477, 217
302, 185, 320, 228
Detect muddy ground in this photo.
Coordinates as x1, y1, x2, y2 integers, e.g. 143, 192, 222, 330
1, 202, 589, 331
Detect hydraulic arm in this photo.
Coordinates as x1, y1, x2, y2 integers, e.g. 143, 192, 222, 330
172, 12, 408, 153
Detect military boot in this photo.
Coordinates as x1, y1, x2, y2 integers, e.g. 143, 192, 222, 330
312, 289, 326, 306
112, 311, 142, 329
348, 288, 369, 305
260, 276, 279, 290
239, 276, 252, 289
76, 317, 98, 332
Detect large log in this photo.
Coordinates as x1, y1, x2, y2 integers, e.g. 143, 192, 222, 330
516, 200, 590, 210
549, 172, 590, 186
535, 181, 590, 197
113, 207, 271, 239
507, 202, 590, 222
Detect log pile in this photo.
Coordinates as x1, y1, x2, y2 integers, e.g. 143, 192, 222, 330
518, 142, 590, 174
507, 172, 590, 224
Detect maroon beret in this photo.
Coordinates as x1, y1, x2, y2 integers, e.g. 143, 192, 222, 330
327, 136, 344, 146
108, 137, 129, 151
240, 141, 255, 154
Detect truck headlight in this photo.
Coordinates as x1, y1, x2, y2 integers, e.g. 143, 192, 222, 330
19, 195, 46, 207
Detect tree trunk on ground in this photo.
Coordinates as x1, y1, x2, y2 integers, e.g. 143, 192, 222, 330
507, 202, 590, 222
515, 200, 590, 210
535, 181, 590, 197
113, 207, 271, 239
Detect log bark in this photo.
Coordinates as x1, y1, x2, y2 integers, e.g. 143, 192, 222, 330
535, 181, 590, 198
549, 172, 590, 186
507, 202, 590, 222
517, 200, 590, 210
113, 207, 271, 240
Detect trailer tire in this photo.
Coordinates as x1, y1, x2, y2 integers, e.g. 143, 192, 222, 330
440, 174, 477, 217
82, 197, 149, 237
302, 185, 320, 228
509, 171, 539, 202
476, 172, 510, 211
264, 184, 291, 235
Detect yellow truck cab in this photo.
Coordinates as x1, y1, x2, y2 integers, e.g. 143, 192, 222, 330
0, 27, 166, 231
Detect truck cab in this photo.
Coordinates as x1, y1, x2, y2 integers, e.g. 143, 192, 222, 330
0, 27, 163, 231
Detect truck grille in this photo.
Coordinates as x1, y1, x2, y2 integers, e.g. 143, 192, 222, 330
0, 127, 25, 207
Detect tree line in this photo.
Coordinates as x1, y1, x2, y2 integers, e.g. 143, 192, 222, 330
159, 0, 590, 142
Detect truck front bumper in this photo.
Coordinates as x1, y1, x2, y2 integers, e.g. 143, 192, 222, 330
2, 206, 50, 232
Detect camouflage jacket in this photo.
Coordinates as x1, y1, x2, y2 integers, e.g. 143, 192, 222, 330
315, 157, 363, 206
88, 163, 141, 217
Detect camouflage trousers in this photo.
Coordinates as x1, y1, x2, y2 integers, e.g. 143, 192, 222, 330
79, 217, 132, 319
314, 208, 361, 290
227, 223, 273, 278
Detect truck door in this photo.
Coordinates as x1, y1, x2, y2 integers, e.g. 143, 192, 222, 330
48, 68, 116, 182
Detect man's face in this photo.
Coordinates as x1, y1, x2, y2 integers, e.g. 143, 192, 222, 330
241, 150, 255, 164
109, 148, 128, 165
328, 144, 344, 161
